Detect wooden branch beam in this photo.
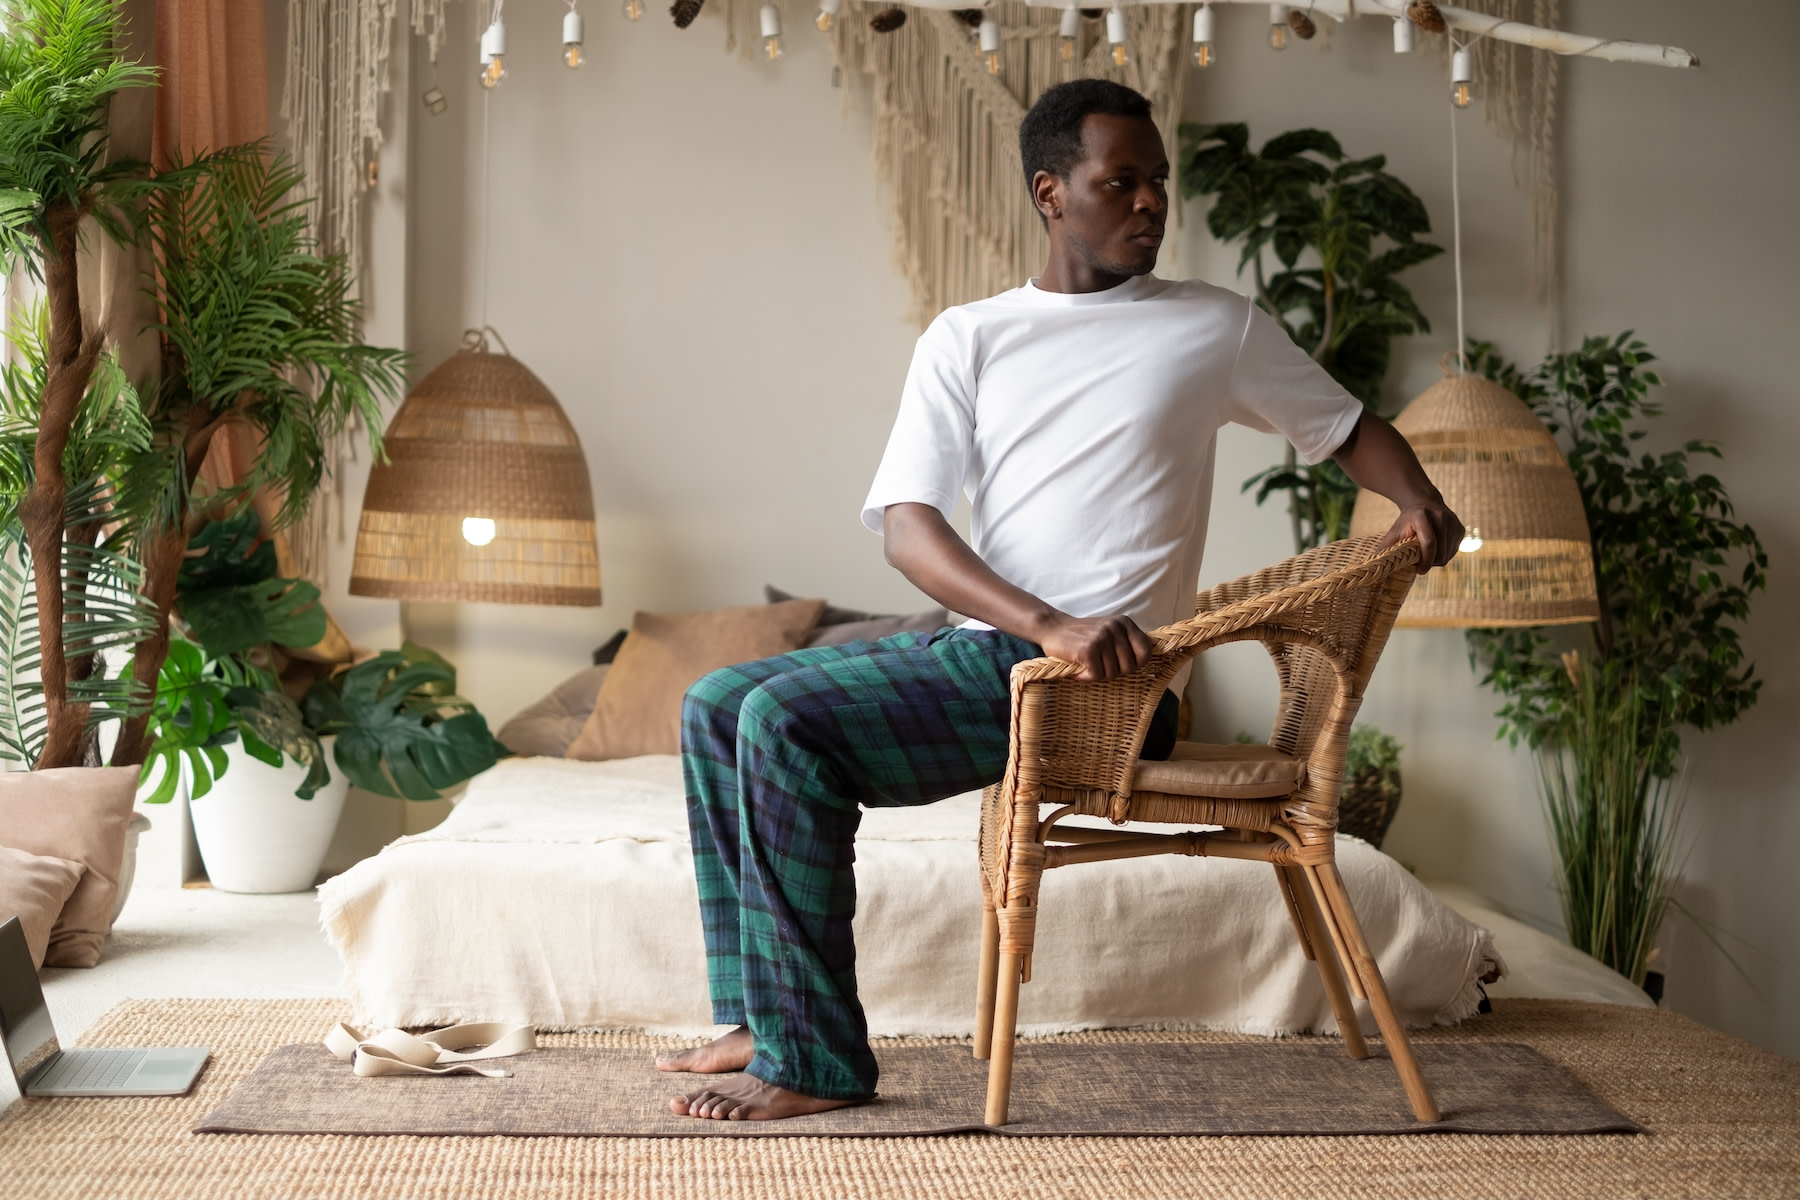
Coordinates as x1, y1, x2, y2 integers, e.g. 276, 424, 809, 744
900, 0, 1698, 70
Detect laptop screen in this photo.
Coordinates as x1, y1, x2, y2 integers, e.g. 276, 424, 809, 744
0, 917, 59, 1086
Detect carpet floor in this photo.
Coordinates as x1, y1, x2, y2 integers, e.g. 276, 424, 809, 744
4, 998, 1797, 1200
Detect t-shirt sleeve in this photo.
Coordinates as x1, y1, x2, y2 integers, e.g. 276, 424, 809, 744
1224, 299, 1365, 465
860, 316, 975, 533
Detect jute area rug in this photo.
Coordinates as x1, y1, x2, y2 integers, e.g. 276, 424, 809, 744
3, 998, 1797, 1200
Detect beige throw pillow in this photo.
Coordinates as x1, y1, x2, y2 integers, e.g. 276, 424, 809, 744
0, 846, 87, 969
0, 766, 139, 968
566, 598, 827, 761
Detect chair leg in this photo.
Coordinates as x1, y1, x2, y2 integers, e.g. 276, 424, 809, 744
1317, 862, 1441, 1123
973, 903, 1000, 1061
1279, 865, 1368, 1060
984, 951, 1024, 1126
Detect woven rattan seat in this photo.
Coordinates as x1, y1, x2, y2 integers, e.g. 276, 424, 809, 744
973, 535, 1441, 1126
1130, 741, 1305, 798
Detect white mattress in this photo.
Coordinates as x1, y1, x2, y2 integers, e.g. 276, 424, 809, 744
321, 755, 1509, 1036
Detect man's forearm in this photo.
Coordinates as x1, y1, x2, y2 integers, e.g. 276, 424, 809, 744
1330, 409, 1464, 569
880, 503, 1059, 641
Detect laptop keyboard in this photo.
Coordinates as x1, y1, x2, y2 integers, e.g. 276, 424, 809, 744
33, 1048, 148, 1091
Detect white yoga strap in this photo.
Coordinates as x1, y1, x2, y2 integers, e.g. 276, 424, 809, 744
324, 1021, 538, 1078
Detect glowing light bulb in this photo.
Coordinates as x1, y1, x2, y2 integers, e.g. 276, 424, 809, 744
1268, 3, 1288, 49
1459, 527, 1483, 554
1451, 47, 1474, 108
1192, 3, 1214, 67
562, 8, 585, 68
622, 0, 642, 20
1058, 5, 1079, 61
760, 4, 783, 59
479, 17, 506, 88
462, 517, 498, 547
1393, 15, 1414, 53
979, 15, 1001, 76
1106, 6, 1127, 66
816, 0, 840, 32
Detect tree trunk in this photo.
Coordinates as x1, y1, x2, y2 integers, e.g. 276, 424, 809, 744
23, 201, 105, 770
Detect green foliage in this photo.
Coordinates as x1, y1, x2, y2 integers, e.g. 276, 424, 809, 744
135, 638, 235, 805
1537, 654, 1681, 986
0, 0, 158, 271
0, 303, 156, 765
1342, 724, 1402, 801
1466, 334, 1767, 777
120, 145, 407, 537
1179, 122, 1441, 552
174, 509, 325, 656
303, 643, 505, 801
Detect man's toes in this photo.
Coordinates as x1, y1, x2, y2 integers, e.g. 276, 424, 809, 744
669, 1094, 689, 1115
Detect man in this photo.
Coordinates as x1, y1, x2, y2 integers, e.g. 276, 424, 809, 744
660, 80, 1461, 1121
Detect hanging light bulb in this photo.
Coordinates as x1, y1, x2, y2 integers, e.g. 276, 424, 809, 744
1268, 4, 1289, 50
461, 517, 498, 547
979, 14, 1002, 75
1058, 5, 1079, 61
622, 0, 643, 20
816, 0, 840, 32
562, 4, 585, 68
1451, 46, 1474, 108
479, 14, 507, 89
1192, 3, 1215, 67
761, 3, 783, 59
1392, 14, 1414, 53
1106, 5, 1127, 67
1459, 525, 1484, 554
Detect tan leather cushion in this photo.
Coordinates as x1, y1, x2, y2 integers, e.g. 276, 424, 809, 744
1131, 741, 1305, 799
0, 845, 86, 969
566, 598, 827, 761
0, 766, 138, 967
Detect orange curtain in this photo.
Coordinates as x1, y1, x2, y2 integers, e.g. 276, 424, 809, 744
151, 0, 268, 168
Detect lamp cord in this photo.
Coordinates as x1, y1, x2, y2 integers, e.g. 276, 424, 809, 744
480, 69, 492, 334
1449, 34, 1467, 374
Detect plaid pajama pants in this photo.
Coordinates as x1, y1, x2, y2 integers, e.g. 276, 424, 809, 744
680, 626, 1181, 1101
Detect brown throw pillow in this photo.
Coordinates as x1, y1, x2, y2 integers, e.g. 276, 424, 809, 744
497, 664, 611, 758
0, 846, 86, 970
0, 766, 138, 968
566, 598, 827, 760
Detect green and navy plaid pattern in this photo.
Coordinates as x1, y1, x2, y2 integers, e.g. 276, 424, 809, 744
680, 627, 1037, 1101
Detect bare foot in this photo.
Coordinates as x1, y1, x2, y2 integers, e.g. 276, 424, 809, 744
655, 1025, 754, 1074
670, 1074, 859, 1121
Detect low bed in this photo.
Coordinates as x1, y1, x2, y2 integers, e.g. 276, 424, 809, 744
317, 755, 1647, 1038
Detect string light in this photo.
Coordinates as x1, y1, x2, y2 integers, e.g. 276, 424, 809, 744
1106, 5, 1128, 67
761, 3, 783, 59
1392, 14, 1414, 53
1451, 46, 1473, 107
622, 0, 643, 21
1192, 3, 1214, 67
1268, 3, 1289, 50
980, 14, 1002, 75
1059, 5, 1079, 62
562, 3, 584, 69
816, 0, 840, 32
479, 8, 506, 89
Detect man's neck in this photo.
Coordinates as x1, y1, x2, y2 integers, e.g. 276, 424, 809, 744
1034, 255, 1138, 295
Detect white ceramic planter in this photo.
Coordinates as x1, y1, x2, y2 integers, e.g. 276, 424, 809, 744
188, 738, 350, 893
110, 811, 153, 924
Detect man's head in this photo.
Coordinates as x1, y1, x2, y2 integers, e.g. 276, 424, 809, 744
1019, 80, 1168, 279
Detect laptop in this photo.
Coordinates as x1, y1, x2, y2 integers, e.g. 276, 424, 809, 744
0, 916, 208, 1097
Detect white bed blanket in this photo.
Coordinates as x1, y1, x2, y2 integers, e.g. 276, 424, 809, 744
320, 756, 1503, 1036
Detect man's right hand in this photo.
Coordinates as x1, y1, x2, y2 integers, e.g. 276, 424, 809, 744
1032, 612, 1155, 682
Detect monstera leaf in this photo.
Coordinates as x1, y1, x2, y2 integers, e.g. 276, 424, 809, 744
225, 687, 329, 799
137, 639, 236, 805
176, 509, 327, 655
303, 642, 503, 800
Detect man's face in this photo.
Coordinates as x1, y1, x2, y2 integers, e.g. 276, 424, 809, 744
1035, 114, 1169, 277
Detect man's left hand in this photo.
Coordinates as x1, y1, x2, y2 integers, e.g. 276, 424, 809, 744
1379, 503, 1464, 574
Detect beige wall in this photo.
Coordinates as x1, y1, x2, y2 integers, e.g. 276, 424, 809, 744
320, 1, 1797, 1057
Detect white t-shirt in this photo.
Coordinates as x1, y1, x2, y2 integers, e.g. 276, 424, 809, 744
861, 273, 1363, 634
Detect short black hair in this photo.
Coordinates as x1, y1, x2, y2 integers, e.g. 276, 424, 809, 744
1018, 79, 1154, 191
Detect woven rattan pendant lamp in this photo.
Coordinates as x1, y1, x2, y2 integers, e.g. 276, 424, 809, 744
349, 328, 601, 606
1348, 369, 1597, 628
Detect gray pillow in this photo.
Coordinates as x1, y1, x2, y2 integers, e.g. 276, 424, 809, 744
764, 585, 948, 647
497, 664, 610, 758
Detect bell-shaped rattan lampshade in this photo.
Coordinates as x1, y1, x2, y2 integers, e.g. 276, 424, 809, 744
1349, 370, 1597, 628
349, 331, 601, 606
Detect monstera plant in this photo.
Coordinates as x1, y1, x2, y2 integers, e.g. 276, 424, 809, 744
138, 510, 505, 804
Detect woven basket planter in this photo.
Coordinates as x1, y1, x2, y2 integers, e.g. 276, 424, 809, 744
1339, 763, 1403, 848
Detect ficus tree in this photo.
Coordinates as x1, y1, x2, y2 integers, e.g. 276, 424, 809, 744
0, 0, 157, 768
1179, 123, 1441, 552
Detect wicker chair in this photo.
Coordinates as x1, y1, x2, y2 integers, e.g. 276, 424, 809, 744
973, 535, 1440, 1126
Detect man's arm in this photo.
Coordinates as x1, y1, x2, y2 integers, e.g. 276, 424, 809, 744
881, 502, 1152, 681
1331, 409, 1464, 573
